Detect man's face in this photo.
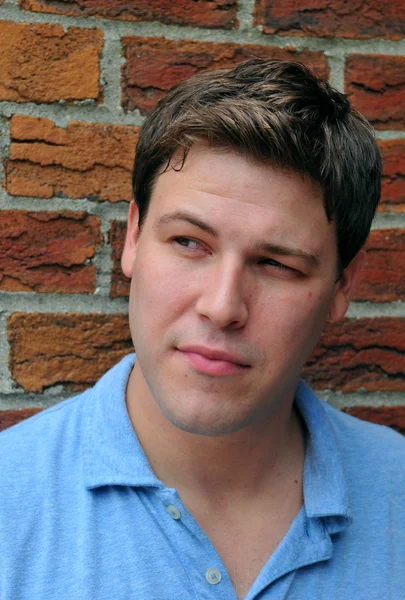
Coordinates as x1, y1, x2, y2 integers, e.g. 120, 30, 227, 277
122, 145, 362, 437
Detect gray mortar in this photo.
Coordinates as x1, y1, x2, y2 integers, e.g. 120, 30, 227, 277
319, 390, 405, 408
0, 291, 129, 314
0, 313, 13, 394
325, 54, 345, 91
372, 213, 405, 230
0, 116, 10, 185
0, 391, 74, 410
93, 212, 118, 297
100, 34, 128, 116
376, 131, 405, 140
237, 0, 256, 32
0, 100, 144, 127
0, 387, 403, 411
347, 301, 404, 319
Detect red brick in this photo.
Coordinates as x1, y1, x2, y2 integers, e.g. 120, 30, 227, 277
122, 37, 329, 114
20, 0, 238, 29
0, 22, 102, 103
344, 406, 405, 435
352, 229, 405, 302
303, 318, 405, 392
0, 211, 102, 294
345, 55, 405, 130
8, 313, 133, 393
109, 221, 130, 298
4, 116, 139, 202
0, 409, 42, 433
378, 140, 405, 213
254, 0, 405, 40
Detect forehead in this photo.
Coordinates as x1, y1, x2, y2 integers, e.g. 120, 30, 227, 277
148, 145, 334, 254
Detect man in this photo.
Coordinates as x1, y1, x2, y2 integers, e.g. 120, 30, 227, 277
0, 60, 404, 599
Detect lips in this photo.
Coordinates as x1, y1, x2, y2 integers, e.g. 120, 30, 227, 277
177, 345, 250, 376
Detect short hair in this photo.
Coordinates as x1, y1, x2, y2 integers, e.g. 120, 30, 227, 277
132, 59, 381, 273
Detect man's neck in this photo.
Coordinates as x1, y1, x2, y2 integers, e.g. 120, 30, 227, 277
125, 362, 306, 504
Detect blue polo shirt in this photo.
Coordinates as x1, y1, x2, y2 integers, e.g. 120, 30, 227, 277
1, 354, 404, 599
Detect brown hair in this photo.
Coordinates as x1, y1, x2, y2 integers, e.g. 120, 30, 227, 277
132, 59, 381, 272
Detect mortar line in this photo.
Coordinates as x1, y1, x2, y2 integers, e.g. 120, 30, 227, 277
0, 388, 403, 411
237, 0, 256, 32
1, 3, 405, 55
318, 390, 405, 408
0, 313, 13, 395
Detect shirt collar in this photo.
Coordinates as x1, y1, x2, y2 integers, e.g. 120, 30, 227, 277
82, 353, 163, 490
295, 379, 353, 532
82, 355, 352, 531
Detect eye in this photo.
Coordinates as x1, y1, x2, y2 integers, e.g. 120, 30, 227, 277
172, 236, 208, 257
258, 257, 300, 276
174, 236, 201, 250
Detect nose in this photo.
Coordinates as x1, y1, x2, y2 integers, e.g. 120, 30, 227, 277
195, 260, 249, 330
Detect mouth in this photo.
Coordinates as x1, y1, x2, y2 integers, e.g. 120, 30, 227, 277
177, 345, 250, 377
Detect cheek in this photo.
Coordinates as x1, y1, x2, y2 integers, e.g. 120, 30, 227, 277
133, 256, 193, 320
253, 288, 330, 349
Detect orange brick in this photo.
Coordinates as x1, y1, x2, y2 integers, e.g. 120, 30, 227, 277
352, 230, 405, 302
4, 116, 139, 202
109, 221, 130, 298
20, 0, 238, 29
0, 21, 103, 103
378, 140, 405, 213
8, 313, 133, 393
304, 318, 405, 392
0, 409, 42, 433
344, 406, 405, 435
254, 0, 405, 40
122, 37, 329, 114
0, 211, 102, 294
345, 54, 405, 130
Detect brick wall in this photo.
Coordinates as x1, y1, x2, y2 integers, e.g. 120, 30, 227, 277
0, 0, 404, 433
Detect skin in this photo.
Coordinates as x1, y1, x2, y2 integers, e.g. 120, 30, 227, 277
122, 143, 363, 441
121, 145, 364, 596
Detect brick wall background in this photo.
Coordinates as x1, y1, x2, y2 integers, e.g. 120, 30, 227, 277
0, 0, 404, 433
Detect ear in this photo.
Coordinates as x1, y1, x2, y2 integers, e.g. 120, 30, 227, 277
121, 201, 140, 278
328, 250, 365, 322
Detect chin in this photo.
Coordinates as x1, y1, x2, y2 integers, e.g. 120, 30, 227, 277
159, 402, 255, 438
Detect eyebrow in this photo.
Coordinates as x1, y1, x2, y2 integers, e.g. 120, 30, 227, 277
153, 211, 218, 238
154, 210, 320, 266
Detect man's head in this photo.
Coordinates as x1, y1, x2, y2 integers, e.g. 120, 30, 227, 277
132, 59, 381, 275
122, 59, 381, 437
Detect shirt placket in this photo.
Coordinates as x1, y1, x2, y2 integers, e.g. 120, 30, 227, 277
156, 488, 238, 600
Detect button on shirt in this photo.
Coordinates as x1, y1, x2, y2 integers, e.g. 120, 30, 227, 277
0, 354, 404, 599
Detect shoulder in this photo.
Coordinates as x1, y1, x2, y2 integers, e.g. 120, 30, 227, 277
0, 390, 91, 499
322, 401, 405, 487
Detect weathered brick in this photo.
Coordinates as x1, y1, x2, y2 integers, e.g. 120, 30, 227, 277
344, 406, 405, 435
109, 221, 130, 298
303, 318, 405, 392
122, 37, 329, 114
4, 116, 139, 202
352, 229, 405, 302
0, 22, 102, 103
379, 140, 405, 212
0, 210, 102, 294
8, 313, 133, 393
20, 0, 238, 29
0, 409, 42, 433
345, 55, 405, 130
254, 0, 405, 40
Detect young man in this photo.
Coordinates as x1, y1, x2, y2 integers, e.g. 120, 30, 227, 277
1, 60, 404, 599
